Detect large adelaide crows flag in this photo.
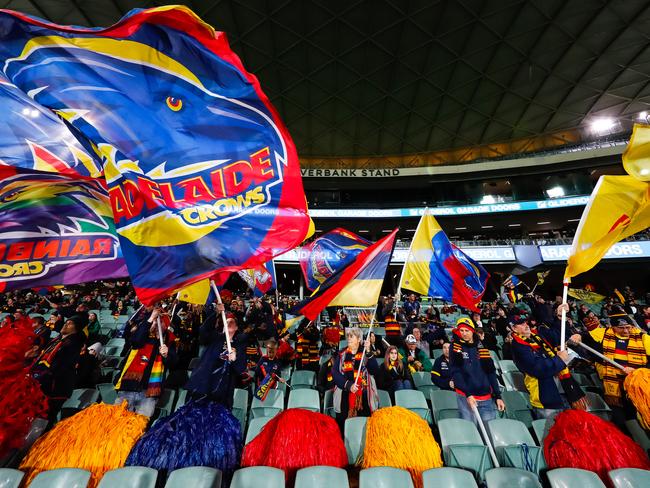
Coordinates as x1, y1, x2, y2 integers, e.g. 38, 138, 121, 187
0, 6, 313, 304
0, 72, 127, 292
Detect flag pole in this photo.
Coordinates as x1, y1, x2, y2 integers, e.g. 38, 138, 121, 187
560, 278, 570, 351
568, 341, 626, 372
354, 310, 377, 387
156, 316, 164, 349
471, 403, 500, 467
211, 280, 232, 354
395, 208, 427, 313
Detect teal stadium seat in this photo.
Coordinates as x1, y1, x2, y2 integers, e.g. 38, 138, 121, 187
422, 467, 478, 487
502, 371, 527, 392
174, 389, 188, 412
290, 370, 316, 389
395, 390, 432, 423
585, 392, 612, 421
230, 467, 284, 488
498, 360, 519, 373
294, 466, 349, 488
96, 383, 117, 405
531, 419, 548, 446
155, 389, 176, 417
608, 468, 650, 488
625, 419, 650, 453
30, 468, 91, 488
431, 349, 444, 360
97, 467, 157, 488
344, 416, 368, 465
488, 419, 545, 475
164, 467, 221, 488
438, 418, 492, 480
430, 390, 461, 423
250, 389, 284, 418
0, 468, 24, 488
411, 372, 440, 399
501, 391, 534, 428
359, 467, 414, 488
323, 390, 335, 417
377, 389, 392, 408
547, 468, 606, 488
245, 416, 274, 444
232, 388, 249, 429
60, 388, 100, 419
485, 467, 542, 487
287, 389, 321, 412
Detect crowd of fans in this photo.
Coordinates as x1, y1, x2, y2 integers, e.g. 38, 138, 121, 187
1, 279, 649, 438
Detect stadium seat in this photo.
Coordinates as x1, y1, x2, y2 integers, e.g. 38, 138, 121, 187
344, 416, 368, 464
245, 416, 274, 444
502, 371, 527, 392
547, 468, 606, 488
395, 390, 431, 423
411, 372, 440, 399
106, 337, 125, 352
96, 383, 117, 405
488, 419, 544, 474
625, 419, 650, 453
59, 388, 100, 419
250, 389, 284, 418
323, 390, 335, 417
438, 418, 492, 480
232, 388, 249, 429
359, 467, 414, 488
585, 392, 612, 421
97, 467, 157, 488
174, 389, 188, 412
377, 389, 392, 408
501, 391, 534, 428
422, 467, 478, 487
164, 467, 221, 488
287, 388, 320, 412
608, 468, 650, 488
103, 346, 122, 356
498, 360, 519, 373
430, 390, 461, 423
485, 467, 542, 487
30, 468, 91, 488
155, 389, 176, 417
295, 466, 349, 488
230, 467, 284, 488
290, 370, 316, 389
490, 350, 501, 365
531, 419, 548, 446
0, 468, 24, 488
431, 349, 444, 360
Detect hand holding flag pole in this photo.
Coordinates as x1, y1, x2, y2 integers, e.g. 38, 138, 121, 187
560, 279, 570, 351
567, 340, 626, 372
354, 312, 376, 388
211, 281, 232, 354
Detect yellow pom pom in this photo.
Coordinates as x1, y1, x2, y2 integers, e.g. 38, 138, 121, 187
361, 406, 443, 488
20, 402, 148, 487
624, 368, 650, 429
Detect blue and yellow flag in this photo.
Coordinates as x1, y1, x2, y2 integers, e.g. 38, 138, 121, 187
299, 228, 370, 290
0, 6, 313, 305
292, 229, 397, 321
400, 211, 489, 311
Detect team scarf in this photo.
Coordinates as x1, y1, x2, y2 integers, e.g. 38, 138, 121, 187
601, 328, 647, 406
339, 348, 368, 418
115, 342, 164, 398
512, 331, 586, 407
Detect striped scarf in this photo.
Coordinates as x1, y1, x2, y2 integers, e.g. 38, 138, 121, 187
115, 343, 165, 398
601, 328, 647, 406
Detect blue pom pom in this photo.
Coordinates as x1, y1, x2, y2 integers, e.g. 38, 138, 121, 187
126, 400, 242, 485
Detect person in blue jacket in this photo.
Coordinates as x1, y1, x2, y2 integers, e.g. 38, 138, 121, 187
431, 342, 453, 390
449, 317, 505, 427
185, 303, 247, 408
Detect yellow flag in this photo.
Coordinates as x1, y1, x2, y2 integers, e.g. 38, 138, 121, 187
565, 175, 650, 279
177, 279, 211, 305
567, 288, 605, 304
622, 124, 650, 181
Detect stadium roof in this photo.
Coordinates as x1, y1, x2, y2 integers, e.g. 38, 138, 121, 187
5, 0, 650, 164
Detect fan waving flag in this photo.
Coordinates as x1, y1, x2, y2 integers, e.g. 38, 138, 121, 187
400, 211, 489, 311
238, 261, 276, 297
0, 6, 313, 305
299, 228, 370, 290
292, 229, 398, 321
0, 166, 128, 292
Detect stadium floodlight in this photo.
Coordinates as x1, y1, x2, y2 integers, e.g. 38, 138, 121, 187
455, 226, 467, 230
537, 221, 550, 225
640, 168, 650, 176
546, 186, 565, 198
590, 117, 616, 134
358, 229, 369, 233
480, 195, 496, 204
638, 111, 648, 121
508, 223, 521, 227
481, 225, 494, 229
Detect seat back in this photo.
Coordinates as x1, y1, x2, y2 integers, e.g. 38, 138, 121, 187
547, 468, 606, 488
499, 360, 519, 373
502, 371, 527, 392
395, 390, 431, 423
439, 419, 483, 449
377, 389, 392, 408
323, 390, 335, 417
230, 467, 284, 488
97, 467, 158, 488
344, 416, 368, 465
431, 390, 461, 423
585, 392, 612, 421
164, 467, 221, 488
0, 468, 24, 488
359, 467, 414, 488
485, 467, 542, 487
294, 466, 349, 488
488, 419, 537, 466
412, 372, 433, 388
245, 416, 274, 444
290, 370, 316, 389
501, 391, 533, 428
250, 389, 284, 418
287, 389, 320, 412
608, 468, 650, 488
531, 419, 547, 446
422, 467, 478, 488
96, 383, 117, 405
30, 468, 91, 488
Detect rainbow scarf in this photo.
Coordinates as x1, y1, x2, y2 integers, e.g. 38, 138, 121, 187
115, 342, 165, 398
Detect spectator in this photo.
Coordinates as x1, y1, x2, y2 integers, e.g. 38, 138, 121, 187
403, 294, 420, 324
376, 345, 413, 397
399, 334, 432, 373
411, 327, 430, 356
367, 331, 385, 358
76, 342, 103, 388
431, 342, 453, 390
254, 338, 287, 394
86, 312, 101, 343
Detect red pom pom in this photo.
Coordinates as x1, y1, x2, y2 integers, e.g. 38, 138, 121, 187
544, 410, 650, 484
0, 322, 36, 376
242, 408, 347, 484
